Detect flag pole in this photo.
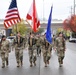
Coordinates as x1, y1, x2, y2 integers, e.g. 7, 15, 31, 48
25, 20, 31, 26
43, 0, 44, 21
25, 20, 32, 33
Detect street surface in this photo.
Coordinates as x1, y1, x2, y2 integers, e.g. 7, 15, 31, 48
0, 41, 76, 75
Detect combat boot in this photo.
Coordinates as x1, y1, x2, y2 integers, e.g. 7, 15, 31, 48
45, 62, 47, 67
17, 62, 20, 67
2, 63, 5, 68
45, 64, 47, 67
17, 64, 19, 67
59, 64, 62, 67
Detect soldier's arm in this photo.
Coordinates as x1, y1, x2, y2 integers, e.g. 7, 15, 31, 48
55, 38, 59, 50
64, 39, 66, 51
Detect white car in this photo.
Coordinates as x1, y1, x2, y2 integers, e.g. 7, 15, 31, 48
6, 36, 16, 46
69, 33, 76, 42
69, 37, 76, 42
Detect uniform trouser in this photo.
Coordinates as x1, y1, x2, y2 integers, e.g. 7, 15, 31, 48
43, 52, 51, 63
37, 46, 41, 55
58, 56, 64, 64
29, 50, 37, 64
58, 50, 65, 64
1, 52, 9, 66
15, 50, 23, 65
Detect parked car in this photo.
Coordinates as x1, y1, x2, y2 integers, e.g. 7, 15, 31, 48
6, 36, 16, 46
69, 32, 76, 42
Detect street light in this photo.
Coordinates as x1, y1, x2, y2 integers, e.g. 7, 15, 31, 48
43, 0, 44, 21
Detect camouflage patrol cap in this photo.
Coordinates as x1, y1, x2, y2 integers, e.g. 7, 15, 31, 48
2, 35, 6, 39
58, 32, 63, 35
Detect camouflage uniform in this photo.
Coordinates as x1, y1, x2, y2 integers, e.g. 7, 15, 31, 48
42, 38, 52, 67
23, 36, 27, 48
56, 36, 66, 67
28, 36, 37, 67
0, 39, 10, 68
36, 36, 42, 56
14, 36, 24, 67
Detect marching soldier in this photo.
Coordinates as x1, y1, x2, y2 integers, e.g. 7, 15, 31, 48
55, 32, 66, 67
0, 35, 10, 68
14, 32, 24, 67
28, 32, 37, 67
42, 34, 52, 67
36, 34, 42, 56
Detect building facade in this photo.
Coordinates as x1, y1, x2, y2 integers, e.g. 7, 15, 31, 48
0, 19, 63, 36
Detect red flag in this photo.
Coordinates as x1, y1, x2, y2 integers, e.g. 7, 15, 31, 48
4, 0, 21, 29
26, 0, 40, 32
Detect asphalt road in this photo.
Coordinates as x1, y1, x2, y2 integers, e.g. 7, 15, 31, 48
0, 41, 76, 75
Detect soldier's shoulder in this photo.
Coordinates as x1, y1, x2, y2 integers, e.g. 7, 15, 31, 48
56, 37, 59, 40
6, 40, 9, 43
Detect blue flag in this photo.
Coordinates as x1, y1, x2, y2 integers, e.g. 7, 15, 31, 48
46, 6, 53, 44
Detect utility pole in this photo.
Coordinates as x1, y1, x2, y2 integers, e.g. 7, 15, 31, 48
43, 0, 44, 21
71, 6, 73, 16
74, 0, 75, 15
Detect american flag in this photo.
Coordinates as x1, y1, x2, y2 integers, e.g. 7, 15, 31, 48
4, 0, 21, 29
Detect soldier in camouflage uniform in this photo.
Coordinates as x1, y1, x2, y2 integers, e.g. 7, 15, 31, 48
42, 34, 52, 67
55, 32, 66, 67
0, 35, 10, 68
14, 32, 24, 67
28, 32, 37, 67
36, 34, 42, 56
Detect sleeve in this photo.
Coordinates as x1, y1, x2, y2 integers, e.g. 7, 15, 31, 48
63, 39, 66, 50
55, 38, 58, 48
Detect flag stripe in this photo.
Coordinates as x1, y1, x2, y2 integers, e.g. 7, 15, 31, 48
4, 22, 9, 28
7, 8, 18, 13
10, 20, 13, 25
6, 13, 19, 18
7, 11, 18, 16
4, 17, 19, 21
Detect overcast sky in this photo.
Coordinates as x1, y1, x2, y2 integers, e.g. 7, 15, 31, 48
0, 0, 74, 20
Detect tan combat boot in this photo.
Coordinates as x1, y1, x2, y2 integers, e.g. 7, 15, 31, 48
17, 62, 20, 67
30, 62, 33, 67
2, 63, 5, 68
45, 62, 47, 67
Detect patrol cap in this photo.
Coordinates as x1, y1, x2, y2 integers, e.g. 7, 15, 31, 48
59, 32, 62, 34
2, 35, 6, 39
